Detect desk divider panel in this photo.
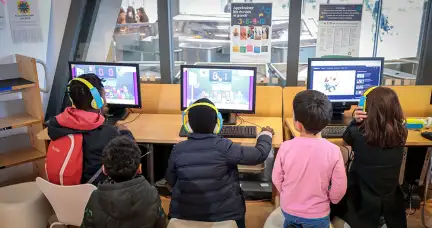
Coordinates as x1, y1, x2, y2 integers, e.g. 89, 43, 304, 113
133, 84, 283, 117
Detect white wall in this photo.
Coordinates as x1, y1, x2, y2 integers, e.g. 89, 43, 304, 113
0, 0, 71, 184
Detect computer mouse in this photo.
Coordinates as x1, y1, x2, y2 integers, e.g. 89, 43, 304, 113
421, 132, 432, 140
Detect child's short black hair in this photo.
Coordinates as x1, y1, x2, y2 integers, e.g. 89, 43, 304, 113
69, 73, 104, 110
188, 98, 217, 134
293, 90, 332, 135
102, 136, 141, 182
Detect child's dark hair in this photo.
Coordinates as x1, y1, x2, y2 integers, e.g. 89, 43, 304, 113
361, 87, 407, 148
102, 136, 141, 182
188, 98, 217, 134
69, 73, 104, 110
293, 90, 332, 135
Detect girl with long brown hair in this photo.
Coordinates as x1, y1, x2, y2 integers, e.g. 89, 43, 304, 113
341, 86, 407, 228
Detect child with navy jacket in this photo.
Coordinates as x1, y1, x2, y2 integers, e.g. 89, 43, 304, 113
165, 98, 274, 228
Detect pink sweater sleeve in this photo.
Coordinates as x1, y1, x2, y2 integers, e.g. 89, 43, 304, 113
272, 147, 284, 192
329, 151, 347, 204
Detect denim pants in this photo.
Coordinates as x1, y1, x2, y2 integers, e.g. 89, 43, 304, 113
282, 210, 330, 228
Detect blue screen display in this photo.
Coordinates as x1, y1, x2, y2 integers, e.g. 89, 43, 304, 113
308, 59, 382, 102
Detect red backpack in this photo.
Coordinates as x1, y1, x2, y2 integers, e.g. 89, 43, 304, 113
45, 134, 101, 185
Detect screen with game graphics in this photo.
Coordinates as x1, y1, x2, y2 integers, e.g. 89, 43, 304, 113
181, 66, 256, 112
70, 63, 140, 106
308, 59, 383, 102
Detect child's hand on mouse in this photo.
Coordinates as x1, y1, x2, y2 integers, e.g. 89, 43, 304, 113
354, 107, 367, 123
262, 126, 275, 135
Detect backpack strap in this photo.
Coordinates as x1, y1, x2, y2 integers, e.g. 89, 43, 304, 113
87, 167, 103, 184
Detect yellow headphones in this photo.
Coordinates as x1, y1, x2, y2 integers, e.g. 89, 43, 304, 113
182, 102, 223, 134
67, 77, 104, 110
359, 86, 377, 112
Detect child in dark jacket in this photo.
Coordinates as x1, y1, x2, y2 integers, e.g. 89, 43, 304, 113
47, 73, 134, 184
165, 98, 274, 228
81, 136, 166, 228
340, 87, 407, 228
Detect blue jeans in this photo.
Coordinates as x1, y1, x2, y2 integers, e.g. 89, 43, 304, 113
282, 210, 330, 228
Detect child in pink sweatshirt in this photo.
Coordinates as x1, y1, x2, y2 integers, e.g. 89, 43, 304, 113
272, 90, 347, 228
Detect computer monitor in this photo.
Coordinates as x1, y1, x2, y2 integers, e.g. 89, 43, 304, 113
307, 57, 384, 123
181, 65, 257, 125
69, 62, 141, 120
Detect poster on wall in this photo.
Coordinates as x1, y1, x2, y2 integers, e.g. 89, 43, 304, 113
0, 3, 5, 32
316, 4, 363, 57
7, 0, 43, 44
230, 3, 272, 63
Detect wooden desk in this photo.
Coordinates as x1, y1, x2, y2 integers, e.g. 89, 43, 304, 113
38, 114, 283, 147
38, 114, 283, 183
284, 118, 432, 147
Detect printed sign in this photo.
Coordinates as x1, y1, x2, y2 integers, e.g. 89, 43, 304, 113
7, 0, 43, 44
316, 4, 363, 57
230, 3, 272, 63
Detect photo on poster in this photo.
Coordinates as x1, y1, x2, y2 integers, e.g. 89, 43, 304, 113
240, 26, 247, 40
262, 26, 270, 40
247, 26, 255, 40
232, 25, 240, 40
254, 46, 261, 53
312, 70, 356, 95
246, 44, 254, 52
254, 26, 262, 40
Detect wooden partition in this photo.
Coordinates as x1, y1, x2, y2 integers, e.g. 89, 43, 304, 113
133, 84, 283, 117
283, 86, 432, 118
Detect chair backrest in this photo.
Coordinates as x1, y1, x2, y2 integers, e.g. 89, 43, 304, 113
35, 177, 97, 226
167, 218, 238, 228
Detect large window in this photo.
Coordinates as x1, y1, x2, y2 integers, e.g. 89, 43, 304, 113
299, 0, 427, 86
77, 0, 163, 83
174, 0, 289, 85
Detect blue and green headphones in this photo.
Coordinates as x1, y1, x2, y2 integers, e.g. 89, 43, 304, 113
67, 77, 104, 109
358, 86, 377, 112
182, 102, 223, 134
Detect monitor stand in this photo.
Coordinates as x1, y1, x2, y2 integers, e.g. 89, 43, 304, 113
331, 103, 352, 125
106, 107, 129, 121
222, 113, 237, 125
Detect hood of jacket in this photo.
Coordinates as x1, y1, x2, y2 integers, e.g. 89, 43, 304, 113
47, 107, 105, 140
96, 176, 157, 220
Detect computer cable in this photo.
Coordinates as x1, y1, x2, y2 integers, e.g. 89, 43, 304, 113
236, 114, 263, 129
120, 112, 141, 125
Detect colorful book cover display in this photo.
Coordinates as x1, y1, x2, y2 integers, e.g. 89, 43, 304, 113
230, 3, 272, 63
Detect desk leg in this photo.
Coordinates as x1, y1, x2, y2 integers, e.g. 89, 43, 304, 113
422, 147, 432, 227
399, 147, 408, 185
146, 144, 155, 184
420, 148, 432, 186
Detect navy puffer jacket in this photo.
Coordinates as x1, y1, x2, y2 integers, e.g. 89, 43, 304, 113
166, 132, 273, 222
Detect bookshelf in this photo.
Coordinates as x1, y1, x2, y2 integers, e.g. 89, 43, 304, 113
0, 55, 46, 179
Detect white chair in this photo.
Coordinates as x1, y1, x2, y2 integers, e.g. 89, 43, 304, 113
167, 218, 238, 228
264, 207, 337, 228
36, 177, 97, 228
0, 181, 53, 228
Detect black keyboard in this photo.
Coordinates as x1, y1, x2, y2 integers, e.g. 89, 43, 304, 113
321, 126, 347, 138
179, 126, 257, 138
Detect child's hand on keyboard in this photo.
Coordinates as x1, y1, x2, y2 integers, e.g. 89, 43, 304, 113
262, 126, 275, 135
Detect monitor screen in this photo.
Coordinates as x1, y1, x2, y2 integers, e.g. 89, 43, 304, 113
181, 65, 256, 113
307, 58, 383, 103
69, 62, 141, 107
